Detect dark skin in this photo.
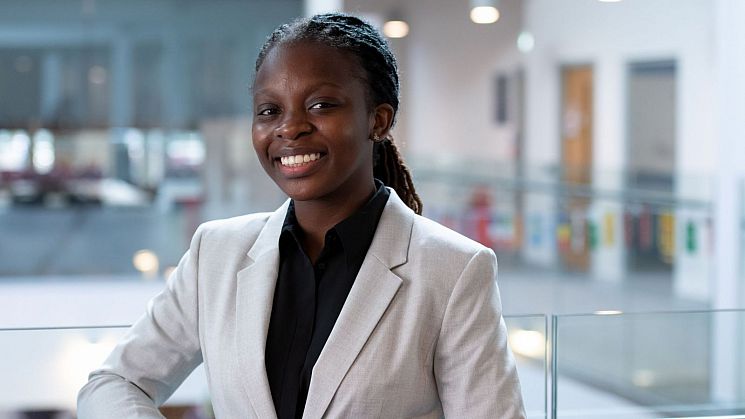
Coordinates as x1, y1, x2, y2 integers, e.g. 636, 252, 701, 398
252, 41, 394, 262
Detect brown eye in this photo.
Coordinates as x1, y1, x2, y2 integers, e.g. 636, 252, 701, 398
309, 102, 337, 110
257, 106, 279, 116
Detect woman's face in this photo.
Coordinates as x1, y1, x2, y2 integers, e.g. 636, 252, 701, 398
252, 41, 387, 205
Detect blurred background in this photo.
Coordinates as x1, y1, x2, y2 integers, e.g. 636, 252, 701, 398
1, 0, 744, 418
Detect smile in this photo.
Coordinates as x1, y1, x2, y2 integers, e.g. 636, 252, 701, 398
280, 153, 322, 167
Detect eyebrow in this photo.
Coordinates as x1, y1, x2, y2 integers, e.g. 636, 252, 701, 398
253, 81, 347, 97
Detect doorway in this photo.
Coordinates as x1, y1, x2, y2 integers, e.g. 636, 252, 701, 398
626, 60, 677, 273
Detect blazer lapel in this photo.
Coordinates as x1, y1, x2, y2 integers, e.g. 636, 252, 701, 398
236, 200, 289, 419
302, 191, 415, 419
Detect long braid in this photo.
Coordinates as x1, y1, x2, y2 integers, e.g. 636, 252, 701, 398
374, 138, 422, 215
256, 13, 422, 214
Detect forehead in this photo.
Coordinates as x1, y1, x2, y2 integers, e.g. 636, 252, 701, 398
254, 41, 366, 91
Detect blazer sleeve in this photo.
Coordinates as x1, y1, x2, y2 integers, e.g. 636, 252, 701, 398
77, 225, 205, 418
433, 247, 526, 419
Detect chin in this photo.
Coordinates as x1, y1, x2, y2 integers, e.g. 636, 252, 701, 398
276, 180, 328, 202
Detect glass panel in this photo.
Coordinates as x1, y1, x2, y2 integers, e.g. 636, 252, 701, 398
0, 326, 210, 417
553, 310, 745, 418
505, 314, 548, 419
741, 179, 745, 283
411, 163, 714, 315
0, 319, 548, 418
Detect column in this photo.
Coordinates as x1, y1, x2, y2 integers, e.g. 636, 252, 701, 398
304, 0, 343, 17
40, 52, 62, 124
712, 0, 745, 404
110, 34, 134, 181
591, 55, 626, 282
161, 34, 190, 129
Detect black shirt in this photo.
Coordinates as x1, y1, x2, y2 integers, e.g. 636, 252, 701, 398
265, 180, 390, 419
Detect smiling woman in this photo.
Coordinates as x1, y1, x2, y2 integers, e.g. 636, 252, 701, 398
78, 13, 526, 419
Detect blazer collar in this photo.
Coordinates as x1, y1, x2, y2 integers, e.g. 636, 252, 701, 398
362, 188, 414, 269
235, 191, 415, 418
236, 200, 288, 419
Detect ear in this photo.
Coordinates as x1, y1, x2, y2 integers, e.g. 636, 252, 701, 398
370, 103, 395, 139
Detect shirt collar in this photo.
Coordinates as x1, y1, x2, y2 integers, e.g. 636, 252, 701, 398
333, 179, 389, 264
280, 179, 390, 265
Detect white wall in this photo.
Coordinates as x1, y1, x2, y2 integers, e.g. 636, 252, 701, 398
523, 0, 716, 281
344, 0, 523, 163
402, 0, 523, 162
712, 0, 745, 402
524, 0, 715, 176
305, 0, 342, 16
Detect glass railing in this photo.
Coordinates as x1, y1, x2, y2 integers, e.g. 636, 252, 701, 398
551, 309, 745, 418
409, 159, 717, 316
0, 325, 210, 417
506, 314, 549, 419
410, 158, 714, 277
1, 155, 718, 279
741, 179, 745, 283
0, 316, 549, 418
4, 310, 745, 418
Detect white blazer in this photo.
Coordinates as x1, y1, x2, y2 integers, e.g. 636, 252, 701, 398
78, 190, 526, 418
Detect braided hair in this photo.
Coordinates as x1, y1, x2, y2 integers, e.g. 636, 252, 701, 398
255, 13, 423, 215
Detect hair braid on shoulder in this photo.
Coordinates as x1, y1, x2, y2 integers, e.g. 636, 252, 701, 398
374, 137, 422, 215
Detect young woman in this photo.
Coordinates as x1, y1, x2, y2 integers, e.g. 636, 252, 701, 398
79, 13, 525, 419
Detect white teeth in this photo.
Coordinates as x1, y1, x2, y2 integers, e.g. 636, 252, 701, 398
280, 153, 321, 167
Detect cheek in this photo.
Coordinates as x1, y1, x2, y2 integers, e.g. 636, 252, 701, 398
251, 124, 268, 151
251, 131, 273, 168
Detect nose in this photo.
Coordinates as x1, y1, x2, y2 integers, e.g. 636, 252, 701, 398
274, 110, 312, 141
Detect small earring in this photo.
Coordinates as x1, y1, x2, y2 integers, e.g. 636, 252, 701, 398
371, 133, 384, 143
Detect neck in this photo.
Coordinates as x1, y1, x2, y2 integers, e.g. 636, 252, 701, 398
293, 180, 376, 262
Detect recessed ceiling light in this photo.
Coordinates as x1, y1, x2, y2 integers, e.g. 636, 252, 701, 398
517, 31, 535, 53
470, 6, 500, 24
470, 0, 500, 24
383, 20, 409, 38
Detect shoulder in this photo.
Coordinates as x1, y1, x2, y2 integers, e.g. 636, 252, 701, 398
399, 213, 496, 287
410, 214, 492, 261
193, 211, 273, 248
198, 211, 272, 234
381, 189, 490, 264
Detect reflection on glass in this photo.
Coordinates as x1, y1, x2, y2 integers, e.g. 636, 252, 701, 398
0, 317, 544, 418
553, 310, 745, 418
132, 249, 159, 279
32, 129, 55, 174
0, 326, 210, 417
0, 130, 30, 171
506, 315, 548, 419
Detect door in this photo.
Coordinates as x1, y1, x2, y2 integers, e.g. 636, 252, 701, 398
626, 60, 677, 272
560, 65, 593, 271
